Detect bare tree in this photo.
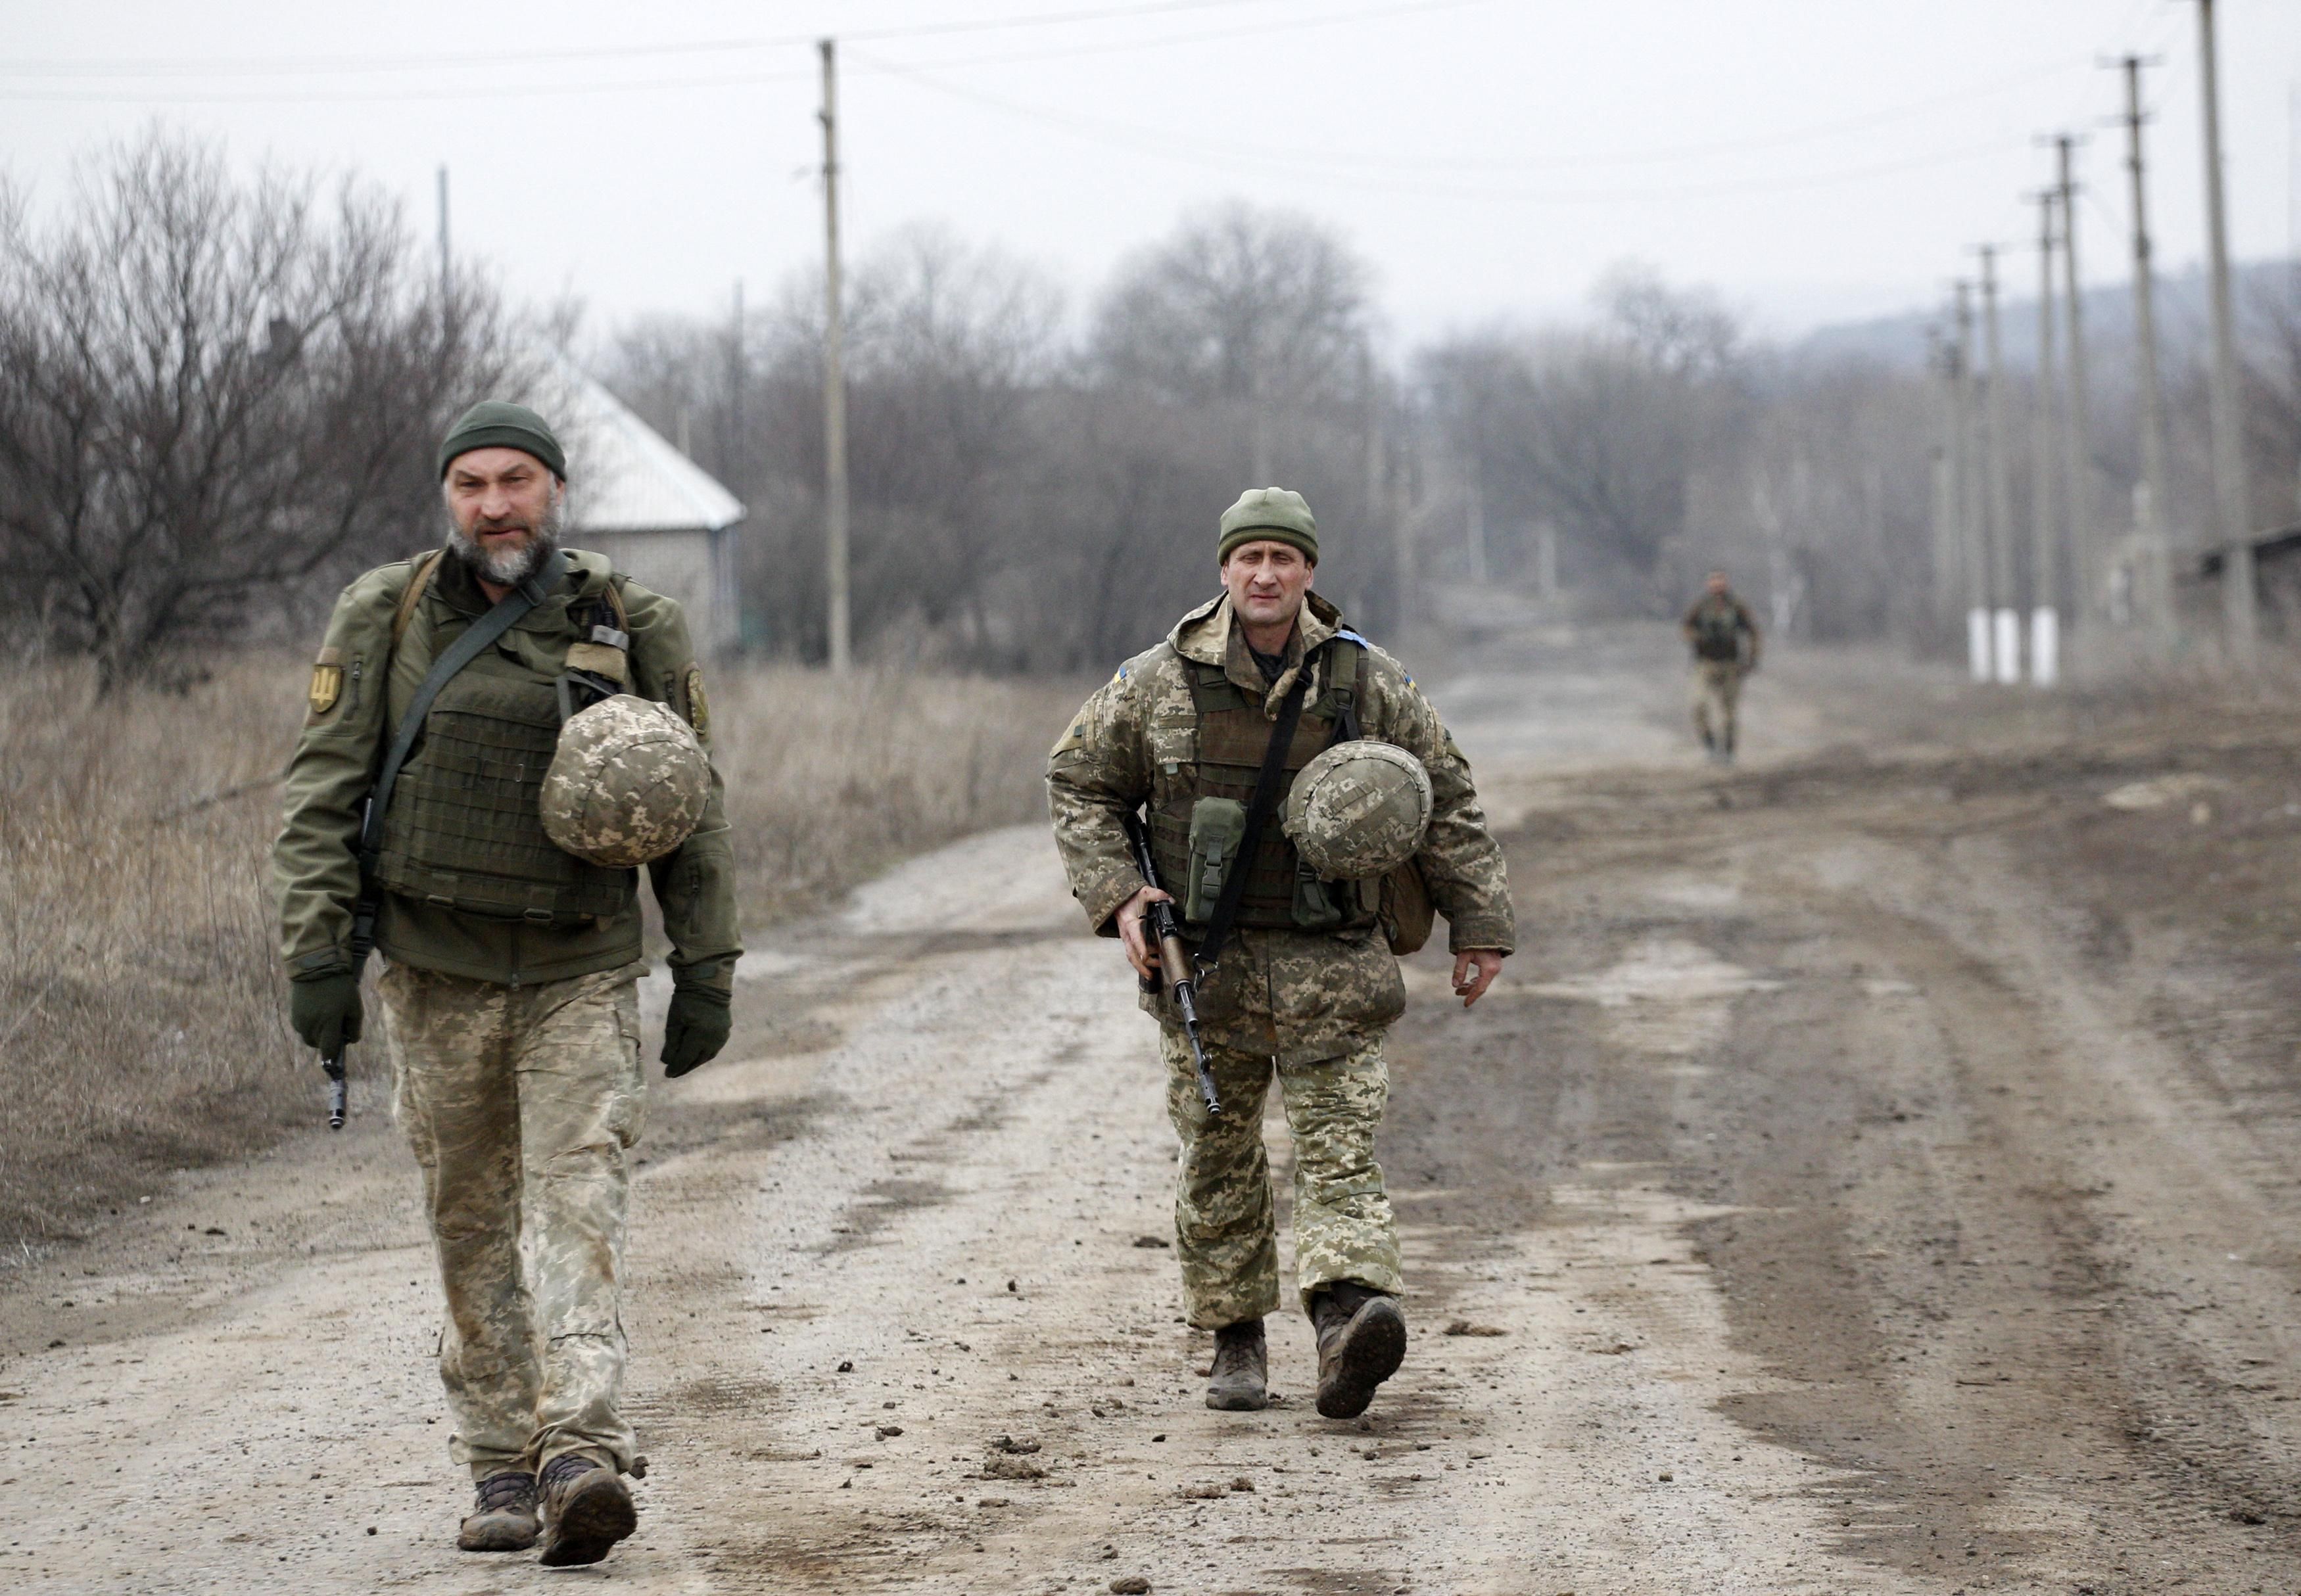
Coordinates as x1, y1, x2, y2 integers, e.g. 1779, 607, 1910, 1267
0, 131, 521, 688
1091, 200, 1371, 481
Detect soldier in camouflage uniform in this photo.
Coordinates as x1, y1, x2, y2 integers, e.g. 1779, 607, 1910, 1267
272, 402, 740, 1564
1681, 569, 1760, 764
1048, 487, 1515, 1420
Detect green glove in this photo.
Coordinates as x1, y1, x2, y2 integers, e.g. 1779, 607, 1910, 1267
662, 979, 732, 1078
289, 968, 364, 1056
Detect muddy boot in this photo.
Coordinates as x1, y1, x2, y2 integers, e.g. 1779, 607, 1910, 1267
535, 1453, 637, 1567
1205, 1319, 1269, 1411
456, 1470, 538, 1553
1311, 1282, 1407, 1420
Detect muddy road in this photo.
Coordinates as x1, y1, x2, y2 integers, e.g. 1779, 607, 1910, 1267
9, 618, 2301, 1593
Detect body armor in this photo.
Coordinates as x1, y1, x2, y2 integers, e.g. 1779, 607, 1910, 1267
372, 641, 635, 925
1148, 639, 1379, 933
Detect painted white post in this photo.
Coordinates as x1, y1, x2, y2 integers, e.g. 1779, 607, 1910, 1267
1968, 608, 1993, 682
1993, 608, 2022, 685
2029, 607, 2060, 687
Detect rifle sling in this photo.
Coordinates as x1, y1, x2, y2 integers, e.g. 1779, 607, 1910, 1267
346, 550, 567, 962
1191, 669, 1309, 979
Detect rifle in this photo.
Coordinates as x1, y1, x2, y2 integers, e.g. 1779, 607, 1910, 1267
1120, 810, 1220, 1117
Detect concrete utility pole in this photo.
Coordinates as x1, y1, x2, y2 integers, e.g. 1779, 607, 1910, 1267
2115, 53, 2178, 651
2031, 191, 2062, 686
1978, 245, 2021, 684
1954, 281, 1992, 681
2197, 0, 2256, 663
818, 37, 852, 675
2053, 135, 2097, 638
435, 166, 451, 316
1928, 325, 1963, 638
1360, 342, 1390, 632
728, 279, 746, 474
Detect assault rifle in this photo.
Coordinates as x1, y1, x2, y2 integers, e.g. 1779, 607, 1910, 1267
1120, 810, 1220, 1117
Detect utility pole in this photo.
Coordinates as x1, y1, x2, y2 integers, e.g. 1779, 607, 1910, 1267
818, 37, 852, 675
436, 166, 450, 305
728, 279, 746, 475
2031, 190, 2062, 686
1928, 325, 1962, 641
2197, 0, 2255, 663
1465, 461, 1488, 585
1954, 281, 1991, 681
1978, 245, 2020, 684
1360, 342, 1391, 632
2114, 54, 2177, 651
2052, 134, 2097, 642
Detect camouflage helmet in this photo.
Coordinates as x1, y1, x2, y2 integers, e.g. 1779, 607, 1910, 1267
541, 694, 709, 868
1283, 739, 1433, 881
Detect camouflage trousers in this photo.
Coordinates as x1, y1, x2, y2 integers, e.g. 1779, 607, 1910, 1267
1161, 1027, 1401, 1328
1690, 660, 1745, 752
377, 960, 646, 1481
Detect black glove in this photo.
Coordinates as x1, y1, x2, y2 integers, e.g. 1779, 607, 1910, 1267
662, 979, 732, 1078
289, 967, 364, 1056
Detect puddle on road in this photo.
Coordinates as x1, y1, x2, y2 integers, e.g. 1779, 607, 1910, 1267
1526, 937, 1782, 1063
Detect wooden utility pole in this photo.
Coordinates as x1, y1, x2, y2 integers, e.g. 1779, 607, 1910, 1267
2031, 190, 2062, 686
1928, 325, 1962, 638
2197, 0, 2254, 662
1954, 281, 1991, 681
728, 279, 746, 475
2053, 135, 2097, 636
818, 37, 852, 674
2116, 54, 2177, 649
1978, 245, 2020, 684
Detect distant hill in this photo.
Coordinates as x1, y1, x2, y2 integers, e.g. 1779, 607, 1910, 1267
1791, 258, 2298, 372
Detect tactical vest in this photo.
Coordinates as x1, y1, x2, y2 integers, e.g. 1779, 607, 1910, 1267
1148, 638, 1379, 933
1692, 597, 1745, 661
371, 578, 637, 926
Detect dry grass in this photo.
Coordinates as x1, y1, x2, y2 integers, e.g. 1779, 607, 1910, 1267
0, 655, 1082, 1249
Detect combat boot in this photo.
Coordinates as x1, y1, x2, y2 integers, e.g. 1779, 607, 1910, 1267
456, 1470, 538, 1552
1310, 1282, 1406, 1420
1205, 1319, 1269, 1411
535, 1453, 637, 1567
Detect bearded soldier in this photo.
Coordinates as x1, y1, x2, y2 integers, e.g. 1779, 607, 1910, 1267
1047, 487, 1514, 1419
272, 402, 740, 1564
1681, 569, 1761, 764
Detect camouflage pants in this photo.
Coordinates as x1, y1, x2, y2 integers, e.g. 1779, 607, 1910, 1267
378, 961, 646, 1480
1161, 1027, 1401, 1328
1690, 660, 1744, 751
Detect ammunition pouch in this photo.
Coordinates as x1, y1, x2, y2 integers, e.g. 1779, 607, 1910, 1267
1184, 797, 1247, 924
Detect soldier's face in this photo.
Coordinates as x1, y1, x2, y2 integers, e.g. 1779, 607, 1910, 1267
444, 448, 563, 584
1222, 541, 1314, 631
1706, 573, 1728, 596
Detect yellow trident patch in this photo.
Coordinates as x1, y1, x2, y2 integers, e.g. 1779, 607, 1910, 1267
306, 647, 344, 718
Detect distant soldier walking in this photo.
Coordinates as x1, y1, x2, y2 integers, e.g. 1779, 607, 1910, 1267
272, 402, 740, 1564
1047, 488, 1515, 1420
1682, 569, 1760, 764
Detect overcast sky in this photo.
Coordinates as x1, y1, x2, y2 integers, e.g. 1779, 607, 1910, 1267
5, 0, 2298, 352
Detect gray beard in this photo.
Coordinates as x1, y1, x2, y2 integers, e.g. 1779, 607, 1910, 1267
446, 500, 563, 585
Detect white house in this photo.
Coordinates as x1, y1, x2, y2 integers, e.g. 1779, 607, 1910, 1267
551, 364, 746, 657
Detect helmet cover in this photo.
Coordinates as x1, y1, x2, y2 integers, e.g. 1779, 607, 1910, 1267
541, 693, 709, 868
1282, 739, 1433, 881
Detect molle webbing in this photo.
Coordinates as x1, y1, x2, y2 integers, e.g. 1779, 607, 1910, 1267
371, 629, 634, 926
1148, 642, 1369, 931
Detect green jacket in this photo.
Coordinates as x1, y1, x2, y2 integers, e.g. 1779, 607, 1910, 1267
272, 548, 741, 989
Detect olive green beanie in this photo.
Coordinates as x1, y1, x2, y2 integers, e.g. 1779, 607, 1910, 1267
1218, 486, 1318, 565
438, 400, 567, 480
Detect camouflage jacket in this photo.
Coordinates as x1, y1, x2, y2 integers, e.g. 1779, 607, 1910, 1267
272, 548, 741, 990
1047, 591, 1514, 1064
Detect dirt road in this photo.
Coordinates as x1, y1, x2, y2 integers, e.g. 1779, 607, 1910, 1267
8, 619, 2301, 1593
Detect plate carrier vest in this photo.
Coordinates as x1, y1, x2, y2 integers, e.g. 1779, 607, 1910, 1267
369, 552, 638, 926
1147, 635, 1379, 934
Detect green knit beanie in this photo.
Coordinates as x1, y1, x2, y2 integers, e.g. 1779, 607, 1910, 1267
438, 400, 567, 480
1217, 486, 1318, 565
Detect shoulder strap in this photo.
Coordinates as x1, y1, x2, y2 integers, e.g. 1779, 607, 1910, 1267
1325, 634, 1364, 743
354, 548, 568, 873
391, 549, 445, 648
1191, 671, 1310, 979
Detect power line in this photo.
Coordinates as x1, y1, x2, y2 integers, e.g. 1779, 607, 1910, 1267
854, 47, 2035, 204
0, 0, 1283, 78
